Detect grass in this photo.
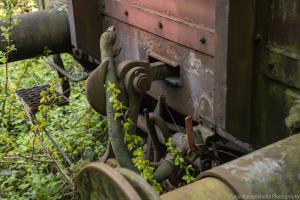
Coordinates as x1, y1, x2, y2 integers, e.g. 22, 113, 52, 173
0, 40, 108, 200
0, 2, 109, 199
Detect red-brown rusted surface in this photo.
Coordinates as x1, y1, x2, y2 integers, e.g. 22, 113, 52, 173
100, 0, 255, 141
108, 19, 215, 122
103, 0, 216, 56
185, 116, 198, 152
126, 0, 216, 29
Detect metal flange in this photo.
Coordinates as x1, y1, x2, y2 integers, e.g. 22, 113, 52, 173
74, 163, 142, 200
74, 162, 160, 200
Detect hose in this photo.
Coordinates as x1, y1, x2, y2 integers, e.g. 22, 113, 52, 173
102, 27, 137, 172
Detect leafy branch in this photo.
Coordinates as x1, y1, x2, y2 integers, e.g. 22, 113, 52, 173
107, 81, 163, 193
166, 138, 196, 184
0, 0, 19, 126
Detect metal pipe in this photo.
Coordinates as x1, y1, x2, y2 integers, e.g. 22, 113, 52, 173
153, 153, 175, 182
162, 134, 300, 200
161, 177, 235, 200
198, 133, 300, 198
52, 54, 71, 98
43, 57, 90, 82
137, 114, 185, 134
0, 11, 71, 62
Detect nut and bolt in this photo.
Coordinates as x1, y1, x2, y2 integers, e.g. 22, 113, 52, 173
133, 73, 152, 93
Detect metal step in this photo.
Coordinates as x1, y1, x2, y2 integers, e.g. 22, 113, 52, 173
16, 84, 69, 114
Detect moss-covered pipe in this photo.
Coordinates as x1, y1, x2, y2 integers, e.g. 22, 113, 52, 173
0, 10, 71, 62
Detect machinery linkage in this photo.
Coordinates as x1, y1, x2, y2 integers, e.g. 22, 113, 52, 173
75, 27, 255, 198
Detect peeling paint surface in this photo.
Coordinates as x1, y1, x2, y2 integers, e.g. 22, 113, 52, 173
187, 52, 214, 76
200, 134, 300, 196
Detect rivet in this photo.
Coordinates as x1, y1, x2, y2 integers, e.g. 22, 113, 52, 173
200, 38, 206, 44
158, 22, 163, 29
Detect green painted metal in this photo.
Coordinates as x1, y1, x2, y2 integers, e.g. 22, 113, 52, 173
101, 27, 138, 172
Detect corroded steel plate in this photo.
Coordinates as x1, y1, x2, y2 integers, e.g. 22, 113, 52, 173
103, 0, 216, 56
126, 0, 216, 29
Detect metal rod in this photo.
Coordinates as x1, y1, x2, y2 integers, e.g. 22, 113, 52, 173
43, 57, 91, 82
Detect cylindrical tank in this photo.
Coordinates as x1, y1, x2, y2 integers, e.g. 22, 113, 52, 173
0, 10, 71, 62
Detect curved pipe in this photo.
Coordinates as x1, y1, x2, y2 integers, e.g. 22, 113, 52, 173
102, 27, 137, 172
44, 57, 90, 82
0, 11, 71, 62
153, 153, 175, 182
106, 59, 137, 172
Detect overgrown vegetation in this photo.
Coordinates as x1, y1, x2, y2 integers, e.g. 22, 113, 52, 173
0, 1, 107, 199
107, 82, 163, 193
166, 138, 196, 184
0, 1, 196, 199
108, 82, 196, 193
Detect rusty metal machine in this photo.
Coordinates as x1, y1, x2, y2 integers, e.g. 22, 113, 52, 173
2, 0, 300, 199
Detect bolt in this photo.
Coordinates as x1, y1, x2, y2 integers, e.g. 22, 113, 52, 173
133, 73, 152, 93
200, 38, 206, 44
158, 22, 163, 29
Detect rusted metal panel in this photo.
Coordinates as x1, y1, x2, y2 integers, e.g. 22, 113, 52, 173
107, 19, 215, 123
213, 0, 229, 131
68, 0, 102, 59
125, 0, 216, 29
103, 0, 216, 56
102, 0, 256, 142
224, 0, 256, 142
